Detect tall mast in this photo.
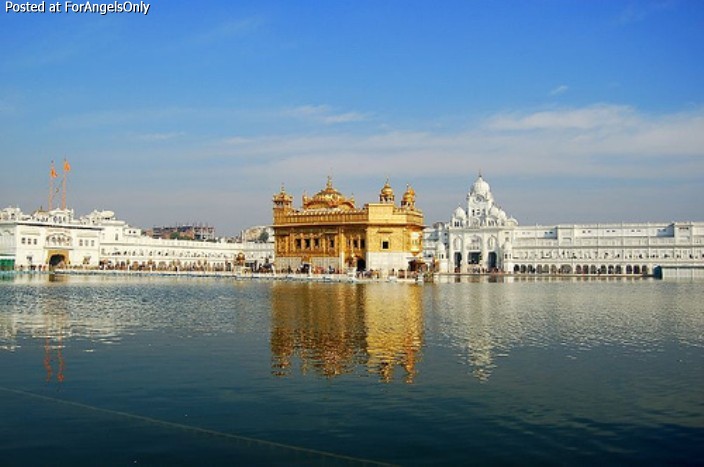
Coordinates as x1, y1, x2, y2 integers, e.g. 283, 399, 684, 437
61, 158, 71, 210
49, 161, 58, 210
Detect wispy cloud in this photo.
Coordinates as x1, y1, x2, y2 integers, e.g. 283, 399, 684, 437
549, 85, 569, 96
485, 104, 638, 131
191, 17, 263, 45
212, 104, 704, 185
282, 105, 369, 125
134, 132, 185, 142
615, 1, 675, 25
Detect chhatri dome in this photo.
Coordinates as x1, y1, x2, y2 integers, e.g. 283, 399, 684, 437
379, 178, 395, 203
272, 184, 294, 207
401, 184, 416, 209
302, 176, 356, 211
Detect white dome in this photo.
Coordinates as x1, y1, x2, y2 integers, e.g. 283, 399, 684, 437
453, 206, 466, 219
471, 175, 491, 197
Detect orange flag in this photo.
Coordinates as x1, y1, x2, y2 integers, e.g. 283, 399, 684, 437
50, 162, 58, 179
63, 159, 71, 172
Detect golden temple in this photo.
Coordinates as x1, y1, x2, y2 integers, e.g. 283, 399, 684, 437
272, 177, 424, 275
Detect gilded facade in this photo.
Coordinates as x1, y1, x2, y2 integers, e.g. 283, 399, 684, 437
272, 178, 424, 275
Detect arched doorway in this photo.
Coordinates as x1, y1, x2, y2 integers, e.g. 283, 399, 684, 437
488, 252, 497, 270
49, 253, 67, 269
454, 252, 462, 272
356, 257, 366, 271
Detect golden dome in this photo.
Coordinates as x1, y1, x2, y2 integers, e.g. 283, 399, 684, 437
381, 179, 394, 195
401, 184, 416, 209
302, 177, 356, 211
273, 184, 293, 206
379, 178, 395, 203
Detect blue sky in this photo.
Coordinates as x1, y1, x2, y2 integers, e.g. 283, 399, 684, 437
2, 0, 703, 235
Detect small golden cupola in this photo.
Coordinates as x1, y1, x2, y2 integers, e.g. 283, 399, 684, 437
401, 184, 416, 209
379, 178, 395, 204
273, 184, 293, 210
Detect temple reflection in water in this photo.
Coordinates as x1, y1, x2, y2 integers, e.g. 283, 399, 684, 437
0, 275, 126, 384
0, 276, 71, 382
270, 282, 423, 383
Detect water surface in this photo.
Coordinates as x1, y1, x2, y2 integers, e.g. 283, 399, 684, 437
1, 274, 702, 465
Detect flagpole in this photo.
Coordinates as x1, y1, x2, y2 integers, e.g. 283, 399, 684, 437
49, 163, 52, 210
61, 168, 66, 210
49, 160, 57, 210
61, 158, 71, 210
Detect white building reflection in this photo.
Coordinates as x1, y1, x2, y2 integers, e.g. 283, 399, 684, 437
0, 275, 124, 382
429, 276, 527, 381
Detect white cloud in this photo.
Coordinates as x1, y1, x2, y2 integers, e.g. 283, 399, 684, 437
282, 105, 368, 124
135, 132, 184, 142
216, 104, 703, 181
549, 85, 569, 96
485, 104, 638, 131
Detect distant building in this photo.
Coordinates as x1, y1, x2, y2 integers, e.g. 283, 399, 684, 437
0, 206, 273, 272
272, 177, 424, 275
149, 223, 216, 241
239, 225, 274, 243
424, 173, 704, 276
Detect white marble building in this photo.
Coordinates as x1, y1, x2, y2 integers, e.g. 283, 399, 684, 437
0, 206, 273, 272
424, 174, 704, 277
